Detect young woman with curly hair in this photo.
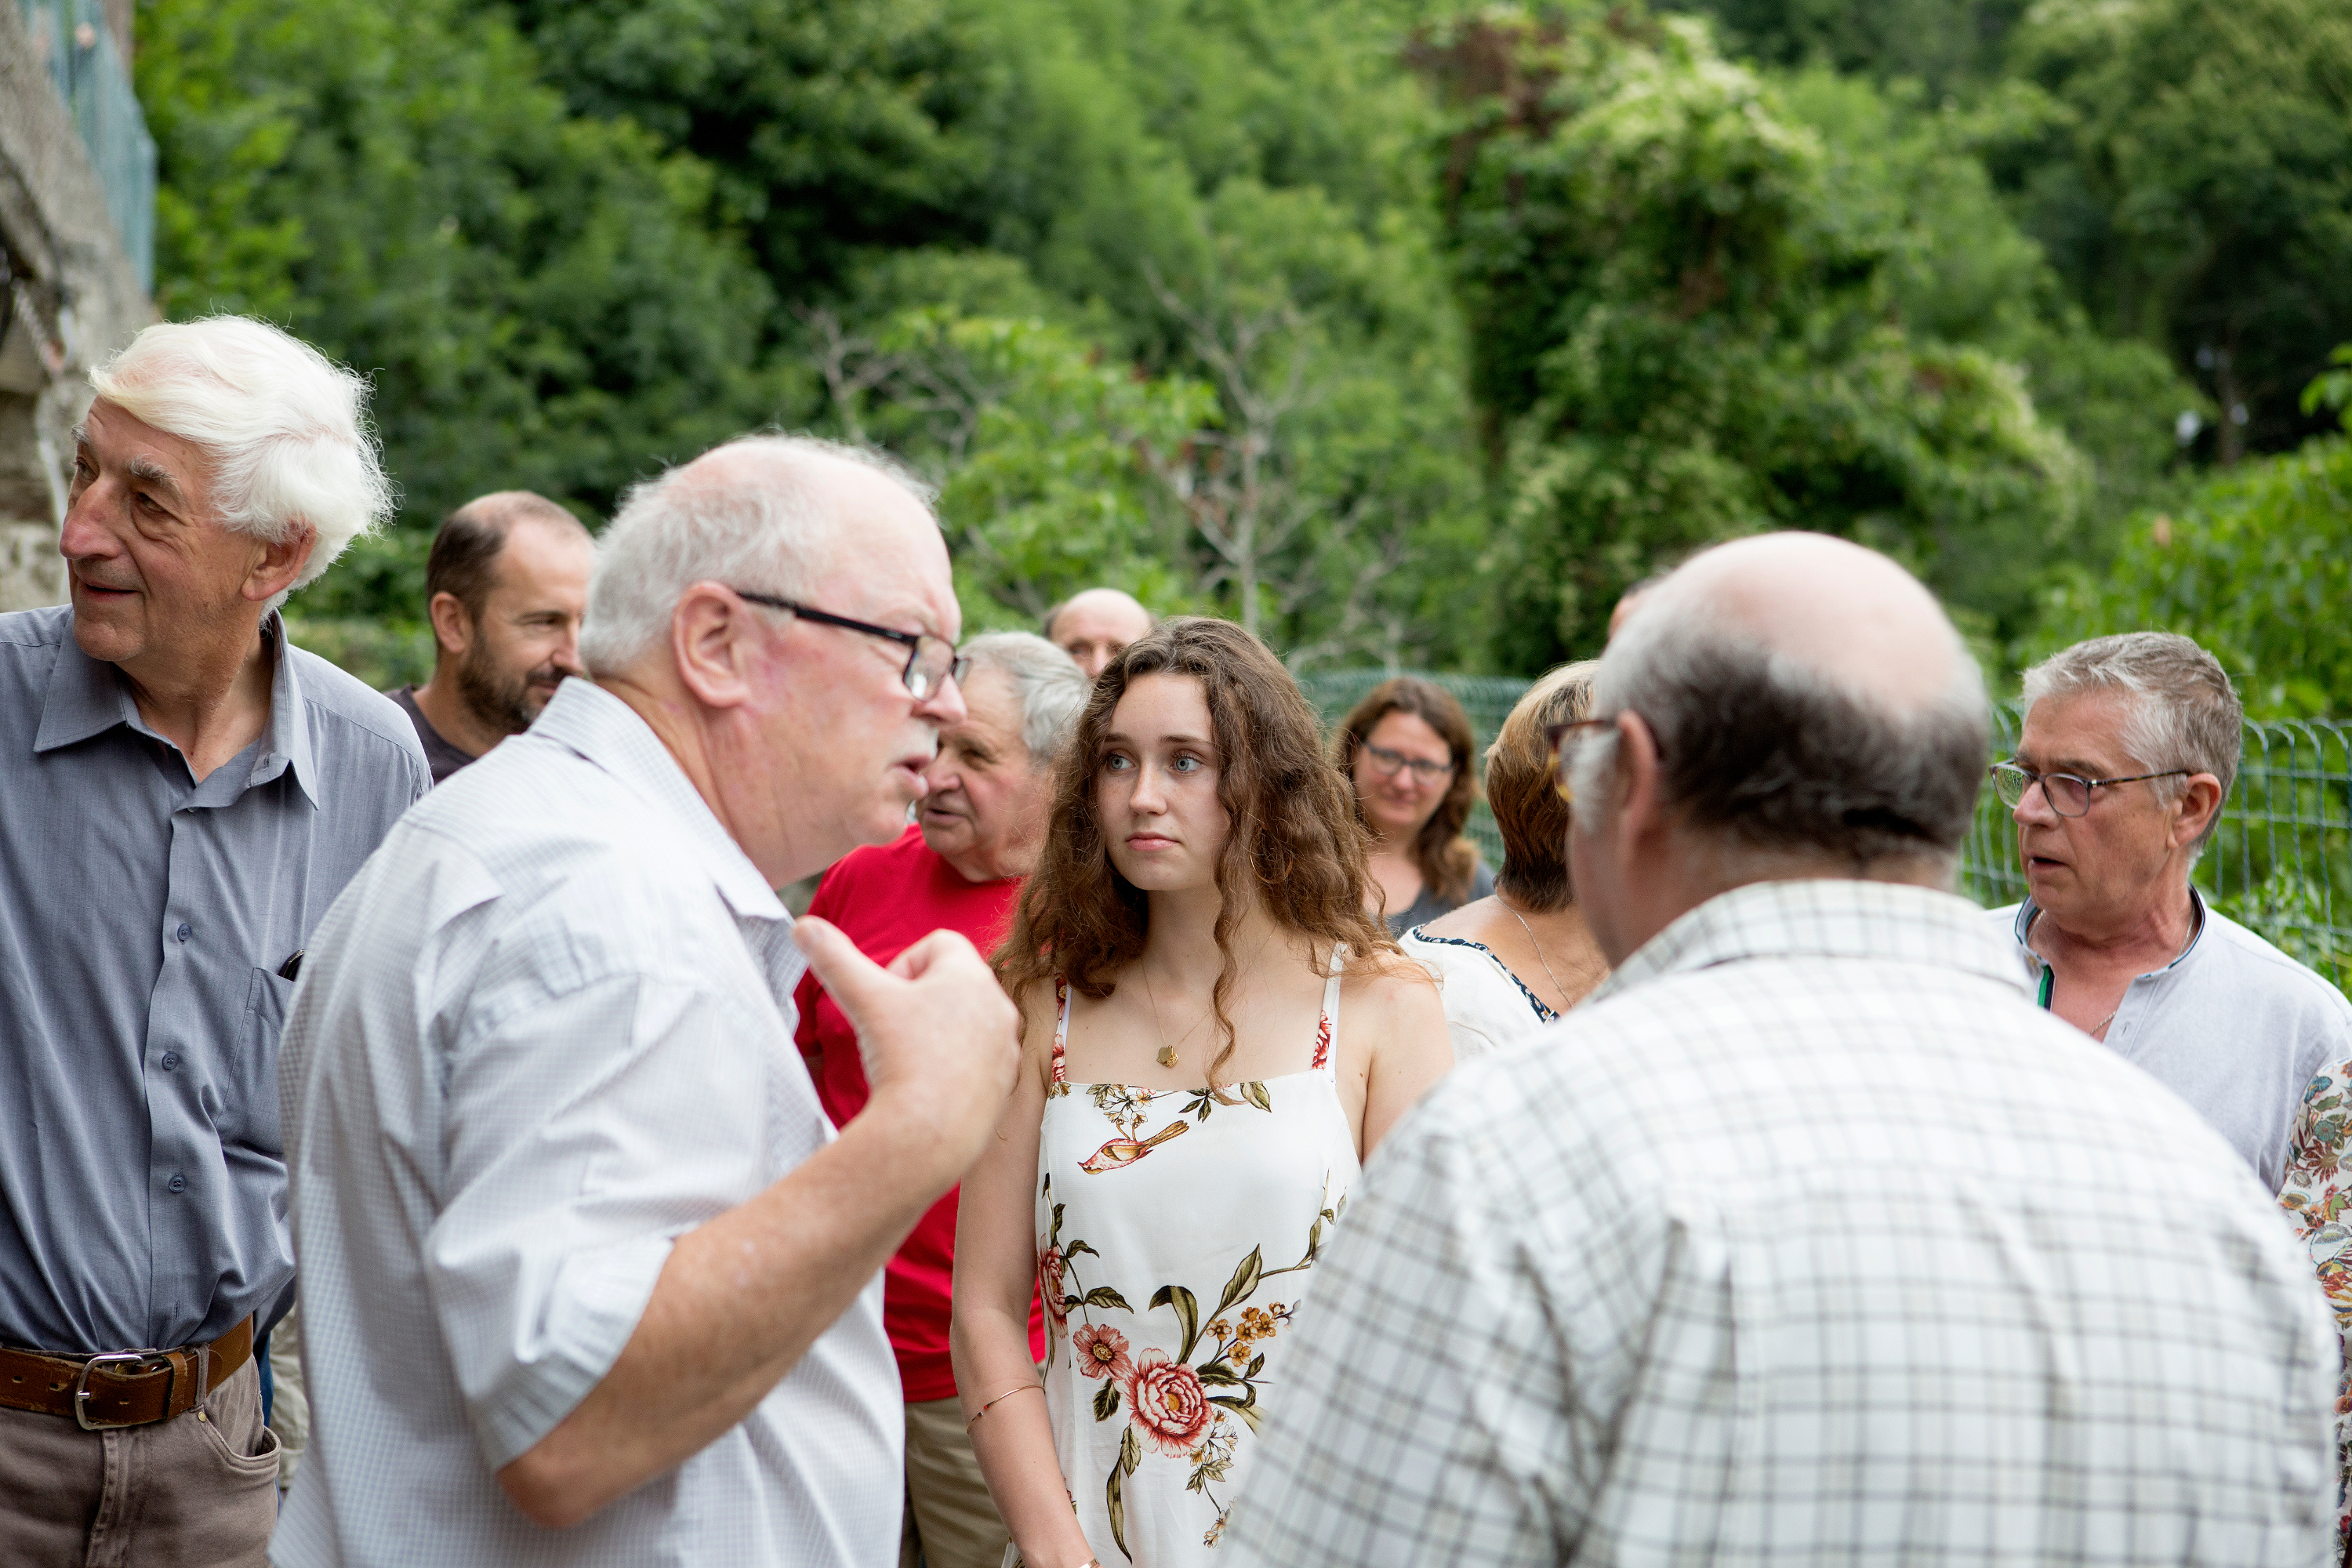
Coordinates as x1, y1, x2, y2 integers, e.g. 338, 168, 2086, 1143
951, 617, 1451, 1567
1333, 677, 1492, 932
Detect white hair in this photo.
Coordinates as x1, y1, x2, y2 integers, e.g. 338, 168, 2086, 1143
960, 631, 1086, 765
2020, 632, 2241, 853
88, 317, 392, 604
579, 434, 938, 678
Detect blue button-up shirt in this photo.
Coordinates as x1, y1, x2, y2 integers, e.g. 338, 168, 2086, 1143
0, 604, 429, 1354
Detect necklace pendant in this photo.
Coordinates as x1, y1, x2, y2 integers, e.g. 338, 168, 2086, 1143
1156, 1045, 1180, 1069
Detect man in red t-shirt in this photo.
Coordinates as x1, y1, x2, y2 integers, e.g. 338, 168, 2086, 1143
795, 632, 1086, 1568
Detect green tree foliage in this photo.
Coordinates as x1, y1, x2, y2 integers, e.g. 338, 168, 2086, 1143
1416, 7, 2095, 667
1779, 68, 2194, 529
501, 0, 1488, 670
1997, 0, 2352, 463
814, 306, 1217, 626
1661, 0, 2030, 92
502, 0, 1005, 300
136, 0, 2341, 696
2029, 353, 2352, 720
140, 0, 791, 529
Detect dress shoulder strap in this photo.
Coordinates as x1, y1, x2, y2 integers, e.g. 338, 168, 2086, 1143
1051, 977, 1072, 1086
1310, 944, 1345, 1079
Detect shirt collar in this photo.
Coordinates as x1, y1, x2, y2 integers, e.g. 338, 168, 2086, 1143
2010, 887, 2209, 978
1590, 877, 2031, 1007
34, 612, 321, 807
527, 679, 787, 924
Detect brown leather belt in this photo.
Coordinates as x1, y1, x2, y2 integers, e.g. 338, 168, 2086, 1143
0, 1318, 253, 1430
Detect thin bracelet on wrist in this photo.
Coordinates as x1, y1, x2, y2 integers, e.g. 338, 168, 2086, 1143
964, 1381, 1044, 1429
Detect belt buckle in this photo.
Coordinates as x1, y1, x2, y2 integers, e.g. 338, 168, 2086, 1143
74, 1349, 162, 1431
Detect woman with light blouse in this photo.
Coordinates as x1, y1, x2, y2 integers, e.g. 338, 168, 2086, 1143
1399, 662, 1610, 1059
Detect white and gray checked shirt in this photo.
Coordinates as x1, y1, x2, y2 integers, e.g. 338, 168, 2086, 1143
273, 680, 900, 1567
1227, 878, 2338, 1566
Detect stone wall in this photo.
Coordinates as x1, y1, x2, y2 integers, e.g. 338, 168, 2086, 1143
0, 0, 154, 612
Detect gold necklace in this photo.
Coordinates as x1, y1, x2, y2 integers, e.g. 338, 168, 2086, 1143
1137, 932, 1277, 1069
1140, 965, 1212, 1069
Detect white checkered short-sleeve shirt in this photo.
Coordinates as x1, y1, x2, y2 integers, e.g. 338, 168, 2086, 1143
1227, 878, 2337, 1566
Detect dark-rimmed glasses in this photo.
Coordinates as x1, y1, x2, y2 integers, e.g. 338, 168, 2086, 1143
1545, 717, 1616, 804
1988, 760, 2189, 818
731, 590, 968, 700
1360, 742, 1456, 786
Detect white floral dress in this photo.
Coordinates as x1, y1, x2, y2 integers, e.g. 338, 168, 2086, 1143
1028, 950, 1359, 1564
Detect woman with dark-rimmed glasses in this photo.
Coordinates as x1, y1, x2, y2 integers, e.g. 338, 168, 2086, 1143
1332, 677, 1493, 934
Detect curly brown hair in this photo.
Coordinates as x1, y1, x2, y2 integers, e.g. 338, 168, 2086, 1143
993, 617, 1402, 1086
1333, 677, 1480, 908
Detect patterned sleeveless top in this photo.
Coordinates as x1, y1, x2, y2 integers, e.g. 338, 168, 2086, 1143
1028, 949, 1361, 1564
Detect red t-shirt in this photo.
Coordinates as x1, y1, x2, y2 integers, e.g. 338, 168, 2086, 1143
792, 826, 1045, 1401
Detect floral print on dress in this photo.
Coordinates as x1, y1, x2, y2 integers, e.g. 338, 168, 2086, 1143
2278, 1057, 2352, 1566
1057, 1043, 1277, 1178
1034, 950, 1355, 1564
1041, 1169, 1345, 1557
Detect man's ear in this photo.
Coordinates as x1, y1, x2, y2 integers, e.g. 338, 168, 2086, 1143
2172, 772, 2225, 852
670, 582, 762, 710
1611, 710, 1668, 850
244, 521, 317, 606
427, 591, 474, 659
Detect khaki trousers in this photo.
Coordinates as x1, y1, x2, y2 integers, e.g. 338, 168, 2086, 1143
0, 1356, 278, 1568
901, 1394, 1014, 1568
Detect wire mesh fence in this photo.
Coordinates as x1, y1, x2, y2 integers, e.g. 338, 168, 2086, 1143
1300, 671, 2352, 991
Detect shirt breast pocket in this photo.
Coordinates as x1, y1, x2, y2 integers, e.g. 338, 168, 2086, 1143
229, 967, 298, 1150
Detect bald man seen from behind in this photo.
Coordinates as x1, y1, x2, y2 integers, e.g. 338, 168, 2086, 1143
1228, 532, 2337, 1567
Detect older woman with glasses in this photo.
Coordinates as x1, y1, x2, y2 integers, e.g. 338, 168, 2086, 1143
1334, 677, 1493, 934
1400, 663, 1610, 1058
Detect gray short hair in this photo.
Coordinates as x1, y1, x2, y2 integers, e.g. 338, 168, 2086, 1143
88, 317, 392, 604
579, 434, 936, 678
1572, 613, 1991, 876
2020, 633, 2241, 850
960, 631, 1086, 766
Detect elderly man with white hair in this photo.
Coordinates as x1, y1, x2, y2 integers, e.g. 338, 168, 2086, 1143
1227, 533, 2336, 1567
274, 436, 1023, 1566
791, 630, 1084, 1568
0, 318, 429, 1564
1989, 631, 2352, 1189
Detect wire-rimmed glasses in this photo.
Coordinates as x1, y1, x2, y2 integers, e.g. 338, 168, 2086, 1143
731, 590, 968, 699
1987, 760, 2190, 818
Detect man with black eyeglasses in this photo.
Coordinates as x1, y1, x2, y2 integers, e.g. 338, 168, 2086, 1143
1989, 631, 2351, 1191
274, 437, 1023, 1566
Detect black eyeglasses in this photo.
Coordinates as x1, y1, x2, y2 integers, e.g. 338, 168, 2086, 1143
1544, 717, 1617, 805
1988, 760, 2189, 818
731, 590, 968, 700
